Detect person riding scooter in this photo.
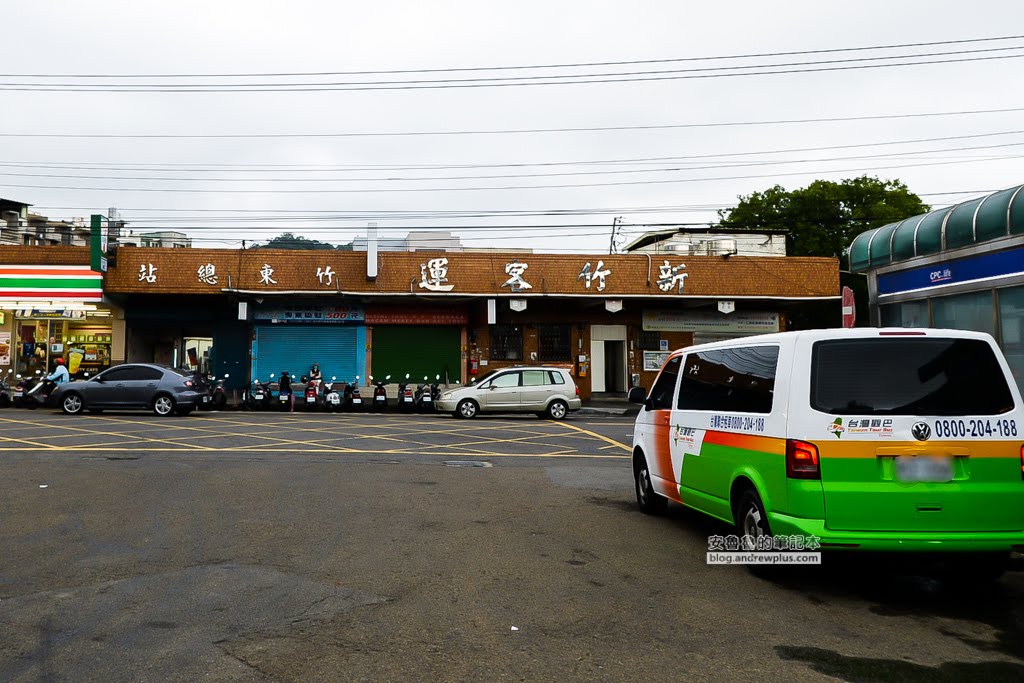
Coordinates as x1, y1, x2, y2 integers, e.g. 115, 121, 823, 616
47, 358, 70, 386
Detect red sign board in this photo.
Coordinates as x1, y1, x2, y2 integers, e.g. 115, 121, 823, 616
841, 286, 856, 328
365, 307, 469, 325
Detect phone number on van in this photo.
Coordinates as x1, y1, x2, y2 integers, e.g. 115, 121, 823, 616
933, 419, 1018, 438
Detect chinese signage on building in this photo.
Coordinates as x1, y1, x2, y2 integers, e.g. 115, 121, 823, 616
253, 304, 365, 323
642, 310, 780, 333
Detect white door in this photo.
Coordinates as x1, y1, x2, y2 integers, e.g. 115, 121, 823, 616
591, 341, 606, 392
590, 325, 627, 393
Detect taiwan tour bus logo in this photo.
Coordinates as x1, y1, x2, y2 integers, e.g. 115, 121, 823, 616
828, 417, 844, 438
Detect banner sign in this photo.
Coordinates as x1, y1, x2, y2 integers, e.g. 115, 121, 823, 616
643, 351, 671, 371
642, 310, 780, 334
365, 307, 468, 325
877, 245, 1024, 296
0, 265, 103, 303
253, 303, 365, 323
0, 331, 10, 365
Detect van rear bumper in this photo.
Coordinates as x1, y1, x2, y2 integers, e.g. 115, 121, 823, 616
769, 512, 1024, 552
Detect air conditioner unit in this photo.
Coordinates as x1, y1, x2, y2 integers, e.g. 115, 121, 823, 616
709, 238, 737, 256
661, 242, 692, 255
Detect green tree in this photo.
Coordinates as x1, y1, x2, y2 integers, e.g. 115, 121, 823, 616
256, 232, 353, 250
717, 176, 929, 263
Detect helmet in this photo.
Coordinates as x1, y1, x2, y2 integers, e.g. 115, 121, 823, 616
55, 358, 65, 365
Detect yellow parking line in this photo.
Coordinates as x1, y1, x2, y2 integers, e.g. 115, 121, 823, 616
0, 416, 217, 450
558, 421, 631, 452
0, 446, 627, 458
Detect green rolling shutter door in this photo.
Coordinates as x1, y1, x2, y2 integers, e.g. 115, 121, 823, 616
372, 326, 461, 384
254, 325, 358, 382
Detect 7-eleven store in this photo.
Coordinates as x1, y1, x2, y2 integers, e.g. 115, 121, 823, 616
0, 264, 119, 379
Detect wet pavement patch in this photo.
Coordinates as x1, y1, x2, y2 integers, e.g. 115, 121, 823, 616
775, 645, 1024, 683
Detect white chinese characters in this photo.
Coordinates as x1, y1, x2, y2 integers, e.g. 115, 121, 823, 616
138, 263, 157, 283
502, 260, 532, 293
657, 260, 688, 294
259, 264, 277, 285
317, 266, 335, 286
578, 260, 611, 291
197, 263, 218, 285
419, 258, 454, 292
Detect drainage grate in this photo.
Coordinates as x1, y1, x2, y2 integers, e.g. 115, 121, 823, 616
444, 460, 493, 468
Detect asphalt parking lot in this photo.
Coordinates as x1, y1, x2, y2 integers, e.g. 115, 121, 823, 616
1, 411, 1022, 682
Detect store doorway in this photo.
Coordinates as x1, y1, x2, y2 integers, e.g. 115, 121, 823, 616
590, 324, 628, 394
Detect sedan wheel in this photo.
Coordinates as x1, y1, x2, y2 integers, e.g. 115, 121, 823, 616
62, 393, 84, 415
153, 394, 174, 417
456, 399, 478, 419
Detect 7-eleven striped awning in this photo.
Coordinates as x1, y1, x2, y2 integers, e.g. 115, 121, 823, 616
0, 265, 103, 302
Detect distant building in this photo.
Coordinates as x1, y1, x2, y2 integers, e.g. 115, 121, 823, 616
117, 230, 192, 248
352, 230, 465, 252
0, 199, 90, 247
623, 226, 788, 257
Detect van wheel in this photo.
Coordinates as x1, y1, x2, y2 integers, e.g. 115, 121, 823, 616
735, 488, 772, 540
634, 452, 667, 515
545, 400, 568, 420
456, 399, 478, 419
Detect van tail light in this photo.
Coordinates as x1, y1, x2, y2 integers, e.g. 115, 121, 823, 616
1020, 445, 1024, 480
575, 385, 580, 397
786, 439, 821, 480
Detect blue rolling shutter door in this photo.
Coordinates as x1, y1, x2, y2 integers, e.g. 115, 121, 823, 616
254, 326, 357, 382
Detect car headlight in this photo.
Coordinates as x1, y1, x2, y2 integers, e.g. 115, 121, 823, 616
440, 392, 454, 401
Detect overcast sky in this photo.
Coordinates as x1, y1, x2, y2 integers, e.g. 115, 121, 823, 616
3, 0, 1023, 252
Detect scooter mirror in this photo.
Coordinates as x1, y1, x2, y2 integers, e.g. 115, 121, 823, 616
332, 376, 337, 380
385, 375, 391, 380
224, 374, 230, 378
368, 375, 374, 381
405, 373, 410, 379
16, 374, 22, 379
436, 374, 440, 380
270, 373, 276, 378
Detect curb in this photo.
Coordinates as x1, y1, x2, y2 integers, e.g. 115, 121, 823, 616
577, 407, 640, 417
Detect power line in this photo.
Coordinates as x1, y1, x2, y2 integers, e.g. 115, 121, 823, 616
4, 129, 1023, 173
5, 106, 1023, 139
2, 141, 1021, 184
2, 156, 1017, 194
3, 52, 1023, 92
7, 35, 1022, 78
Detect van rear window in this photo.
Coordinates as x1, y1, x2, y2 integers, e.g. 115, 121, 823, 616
811, 338, 1015, 416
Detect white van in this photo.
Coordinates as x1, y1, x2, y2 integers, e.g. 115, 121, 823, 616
628, 328, 1024, 569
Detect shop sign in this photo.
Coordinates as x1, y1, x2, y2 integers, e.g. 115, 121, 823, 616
197, 263, 219, 285
877, 245, 1024, 296
365, 308, 468, 325
509, 299, 527, 312
578, 261, 611, 291
656, 260, 689, 294
259, 264, 278, 285
643, 351, 671, 372
502, 260, 533, 293
0, 265, 102, 302
316, 266, 336, 286
418, 258, 454, 292
138, 263, 157, 283
253, 304, 365, 323
14, 309, 88, 319
642, 310, 780, 333
605, 299, 623, 313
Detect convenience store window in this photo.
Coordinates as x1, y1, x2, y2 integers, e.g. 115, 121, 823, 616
14, 316, 113, 378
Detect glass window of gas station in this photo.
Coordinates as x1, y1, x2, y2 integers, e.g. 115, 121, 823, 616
881, 284, 1024, 393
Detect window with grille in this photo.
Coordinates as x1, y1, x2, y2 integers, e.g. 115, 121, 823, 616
537, 325, 571, 361
637, 331, 661, 351
490, 325, 523, 361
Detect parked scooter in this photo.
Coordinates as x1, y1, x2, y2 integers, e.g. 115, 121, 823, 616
300, 374, 320, 411
397, 373, 415, 413
246, 375, 273, 410
323, 376, 343, 412
370, 375, 391, 412
0, 369, 13, 408
344, 375, 364, 412
202, 373, 229, 411
16, 372, 55, 409
276, 372, 295, 411
414, 374, 441, 413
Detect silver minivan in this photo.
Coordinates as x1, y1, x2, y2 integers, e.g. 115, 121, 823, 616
435, 367, 582, 419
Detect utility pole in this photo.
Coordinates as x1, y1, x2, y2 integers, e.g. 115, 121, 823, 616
608, 216, 622, 255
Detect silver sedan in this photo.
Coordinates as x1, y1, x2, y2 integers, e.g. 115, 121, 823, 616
435, 367, 581, 419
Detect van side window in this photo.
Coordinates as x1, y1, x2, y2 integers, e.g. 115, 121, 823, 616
677, 346, 780, 414
648, 356, 682, 409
